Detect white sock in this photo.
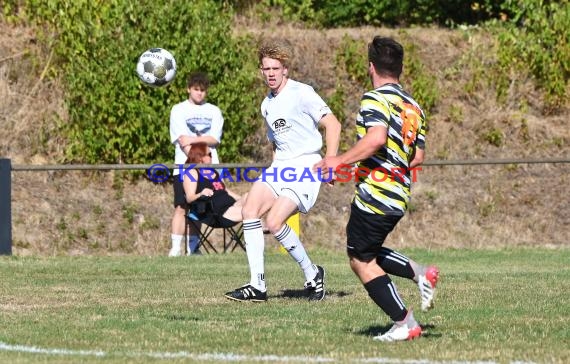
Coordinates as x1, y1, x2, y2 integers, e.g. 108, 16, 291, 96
187, 235, 200, 254
243, 219, 266, 291
168, 234, 184, 256
171, 234, 183, 251
274, 224, 317, 281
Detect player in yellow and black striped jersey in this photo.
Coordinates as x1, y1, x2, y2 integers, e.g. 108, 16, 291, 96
314, 36, 439, 342
353, 82, 427, 215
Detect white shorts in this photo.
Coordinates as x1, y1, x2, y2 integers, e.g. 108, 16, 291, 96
262, 154, 323, 214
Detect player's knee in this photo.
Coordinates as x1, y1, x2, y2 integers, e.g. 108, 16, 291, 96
241, 204, 259, 220
264, 218, 282, 235
174, 205, 186, 216
349, 256, 367, 275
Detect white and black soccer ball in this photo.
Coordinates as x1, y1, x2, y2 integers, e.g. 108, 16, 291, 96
136, 48, 177, 87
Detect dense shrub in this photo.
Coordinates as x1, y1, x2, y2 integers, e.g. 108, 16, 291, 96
236, 0, 568, 112
242, 0, 509, 27
492, 0, 569, 112
3, 0, 566, 166
3, 0, 260, 164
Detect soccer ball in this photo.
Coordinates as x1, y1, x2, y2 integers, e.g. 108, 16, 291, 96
136, 48, 177, 87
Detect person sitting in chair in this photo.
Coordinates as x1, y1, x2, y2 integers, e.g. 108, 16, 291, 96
182, 143, 246, 233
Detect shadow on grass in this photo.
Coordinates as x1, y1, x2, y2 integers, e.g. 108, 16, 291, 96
163, 314, 202, 321
273, 289, 352, 299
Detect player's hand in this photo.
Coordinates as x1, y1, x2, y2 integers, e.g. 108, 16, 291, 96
313, 156, 341, 185
178, 135, 195, 149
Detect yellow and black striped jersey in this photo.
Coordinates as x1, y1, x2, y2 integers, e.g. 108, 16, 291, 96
353, 83, 426, 215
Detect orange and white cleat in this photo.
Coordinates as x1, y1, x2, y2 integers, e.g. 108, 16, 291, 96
373, 309, 422, 342
418, 265, 439, 312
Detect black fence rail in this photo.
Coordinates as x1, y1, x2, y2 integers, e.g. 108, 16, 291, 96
1, 157, 569, 255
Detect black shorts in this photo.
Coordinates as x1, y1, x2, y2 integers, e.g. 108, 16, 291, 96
173, 177, 187, 208
346, 203, 403, 261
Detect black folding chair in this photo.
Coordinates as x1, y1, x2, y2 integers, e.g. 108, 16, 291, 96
186, 196, 245, 253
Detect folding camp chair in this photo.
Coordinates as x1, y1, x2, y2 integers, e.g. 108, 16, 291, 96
186, 196, 245, 254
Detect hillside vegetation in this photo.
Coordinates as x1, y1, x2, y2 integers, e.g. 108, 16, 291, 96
1, 2, 568, 255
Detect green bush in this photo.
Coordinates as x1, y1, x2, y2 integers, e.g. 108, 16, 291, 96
5, 0, 259, 164
492, 0, 569, 112
485, 127, 504, 147
240, 0, 510, 27
335, 35, 368, 86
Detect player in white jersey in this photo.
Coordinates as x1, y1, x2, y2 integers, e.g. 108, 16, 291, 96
168, 72, 224, 257
225, 41, 341, 302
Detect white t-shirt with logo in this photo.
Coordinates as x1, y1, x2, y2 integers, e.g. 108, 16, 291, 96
169, 100, 224, 175
261, 79, 332, 161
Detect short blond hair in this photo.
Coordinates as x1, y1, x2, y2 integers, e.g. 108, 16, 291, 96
258, 40, 292, 68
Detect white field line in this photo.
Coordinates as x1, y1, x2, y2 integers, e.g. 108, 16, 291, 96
0, 341, 105, 357
0, 341, 534, 364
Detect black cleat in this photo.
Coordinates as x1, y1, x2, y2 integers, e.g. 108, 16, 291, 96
304, 265, 326, 301
224, 284, 267, 302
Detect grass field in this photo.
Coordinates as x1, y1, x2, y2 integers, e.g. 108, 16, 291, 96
0, 247, 568, 363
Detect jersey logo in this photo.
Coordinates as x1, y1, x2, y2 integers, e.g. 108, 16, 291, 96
399, 102, 421, 147
273, 118, 287, 130
186, 123, 210, 136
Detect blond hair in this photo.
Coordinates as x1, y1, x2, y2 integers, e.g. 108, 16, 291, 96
258, 40, 292, 68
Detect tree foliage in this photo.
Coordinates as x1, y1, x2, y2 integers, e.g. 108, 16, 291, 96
494, 0, 569, 112
246, 0, 508, 27
4, 0, 260, 164
237, 0, 568, 114
2, 0, 567, 166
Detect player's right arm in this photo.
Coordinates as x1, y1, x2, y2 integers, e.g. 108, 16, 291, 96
170, 105, 192, 154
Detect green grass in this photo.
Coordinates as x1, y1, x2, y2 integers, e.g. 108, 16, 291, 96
0, 248, 569, 363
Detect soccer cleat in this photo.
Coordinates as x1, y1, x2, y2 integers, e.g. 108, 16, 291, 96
418, 265, 439, 312
224, 284, 267, 302
373, 309, 422, 342
304, 265, 326, 301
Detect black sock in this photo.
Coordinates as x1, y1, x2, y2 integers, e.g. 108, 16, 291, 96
377, 247, 415, 280
364, 275, 407, 322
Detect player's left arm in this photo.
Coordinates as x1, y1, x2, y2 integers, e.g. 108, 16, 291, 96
409, 110, 427, 169
206, 106, 224, 146
319, 113, 341, 157
409, 147, 425, 169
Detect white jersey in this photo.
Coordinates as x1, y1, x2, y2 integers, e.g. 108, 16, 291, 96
261, 79, 332, 160
169, 100, 224, 175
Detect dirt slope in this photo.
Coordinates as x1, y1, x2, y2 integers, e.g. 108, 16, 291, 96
1, 21, 568, 256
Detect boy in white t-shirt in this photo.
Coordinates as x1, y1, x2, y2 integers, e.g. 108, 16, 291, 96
168, 72, 224, 256
224, 41, 341, 302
